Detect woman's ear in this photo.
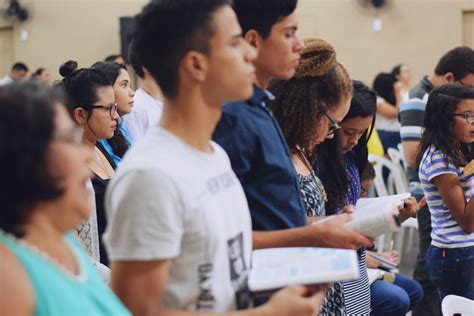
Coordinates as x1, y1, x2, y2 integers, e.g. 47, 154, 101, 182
73, 108, 88, 126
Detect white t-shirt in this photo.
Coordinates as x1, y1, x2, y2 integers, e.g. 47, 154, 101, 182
375, 96, 400, 132
122, 88, 163, 142
104, 126, 253, 312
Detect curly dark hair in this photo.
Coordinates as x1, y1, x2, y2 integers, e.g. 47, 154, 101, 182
0, 82, 67, 237
269, 38, 352, 152
315, 80, 377, 213
417, 84, 474, 170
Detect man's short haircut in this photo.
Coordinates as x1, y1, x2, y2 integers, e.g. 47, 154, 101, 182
12, 62, 28, 72
434, 46, 474, 80
233, 0, 298, 39
128, 40, 145, 79
133, 0, 232, 97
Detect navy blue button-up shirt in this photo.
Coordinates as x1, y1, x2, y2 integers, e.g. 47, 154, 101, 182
213, 85, 307, 230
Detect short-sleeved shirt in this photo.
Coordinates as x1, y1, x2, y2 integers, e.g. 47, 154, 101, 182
212, 85, 307, 230
399, 76, 434, 186
104, 127, 253, 311
419, 146, 474, 248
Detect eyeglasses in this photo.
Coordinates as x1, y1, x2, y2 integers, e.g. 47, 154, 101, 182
457, 78, 474, 88
83, 102, 118, 118
453, 112, 474, 124
323, 111, 341, 136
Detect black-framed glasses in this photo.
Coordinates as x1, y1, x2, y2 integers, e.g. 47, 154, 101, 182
323, 111, 341, 136
457, 78, 474, 88
83, 102, 118, 118
453, 112, 474, 124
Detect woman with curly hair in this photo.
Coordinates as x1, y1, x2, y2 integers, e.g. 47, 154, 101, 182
269, 38, 352, 316
418, 83, 474, 302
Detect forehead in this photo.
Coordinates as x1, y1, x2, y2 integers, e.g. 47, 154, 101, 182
341, 116, 373, 128
456, 99, 474, 112
116, 69, 129, 81
270, 11, 298, 33
96, 86, 115, 103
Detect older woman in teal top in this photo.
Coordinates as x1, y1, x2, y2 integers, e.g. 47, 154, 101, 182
0, 82, 130, 316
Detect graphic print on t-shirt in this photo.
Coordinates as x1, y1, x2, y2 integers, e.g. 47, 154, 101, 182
196, 262, 216, 310
227, 232, 252, 309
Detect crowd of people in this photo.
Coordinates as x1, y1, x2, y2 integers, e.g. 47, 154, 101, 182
0, 0, 473, 315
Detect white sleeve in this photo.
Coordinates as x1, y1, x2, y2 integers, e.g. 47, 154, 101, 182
104, 169, 185, 261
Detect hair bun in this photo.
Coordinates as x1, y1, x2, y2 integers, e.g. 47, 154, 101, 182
59, 60, 78, 78
295, 38, 337, 78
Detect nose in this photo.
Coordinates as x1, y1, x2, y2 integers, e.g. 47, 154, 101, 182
130, 88, 135, 98
294, 34, 304, 53
112, 110, 120, 120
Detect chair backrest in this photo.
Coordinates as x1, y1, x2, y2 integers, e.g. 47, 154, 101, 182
387, 148, 410, 191
441, 294, 474, 315
368, 154, 410, 196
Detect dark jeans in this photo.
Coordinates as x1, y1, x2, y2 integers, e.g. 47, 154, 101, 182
426, 245, 474, 301
370, 273, 423, 316
411, 193, 441, 316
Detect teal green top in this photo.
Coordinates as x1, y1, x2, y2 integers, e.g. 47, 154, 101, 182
0, 231, 130, 316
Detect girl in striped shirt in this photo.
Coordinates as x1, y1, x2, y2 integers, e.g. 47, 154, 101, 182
418, 83, 474, 301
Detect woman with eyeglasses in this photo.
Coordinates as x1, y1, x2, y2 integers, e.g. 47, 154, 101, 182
0, 82, 130, 315
418, 84, 474, 302
269, 38, 353, 315
316, 81, 422, 316
60, 60, 119, 267
91, 61, 135, 166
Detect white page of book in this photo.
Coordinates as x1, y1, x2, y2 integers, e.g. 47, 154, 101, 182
346, 193, 411, 237
248, 247, 359, 293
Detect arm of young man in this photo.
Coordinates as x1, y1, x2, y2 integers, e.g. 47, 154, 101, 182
111, 259, 325, 316
253, 213, 373, 250
433, 174, 474, 233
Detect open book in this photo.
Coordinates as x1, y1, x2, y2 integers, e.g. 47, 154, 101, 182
367, 268, 384, 285
346, 193, 411, 238
367, 252, 398, 272
248, 247, 359, 293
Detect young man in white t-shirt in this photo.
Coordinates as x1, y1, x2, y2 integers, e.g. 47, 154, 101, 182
122, 41, 163, 142
104, 1, 325, 315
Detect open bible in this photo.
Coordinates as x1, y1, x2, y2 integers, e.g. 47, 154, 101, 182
248, 247, 359, 294
346, 193, 411, 238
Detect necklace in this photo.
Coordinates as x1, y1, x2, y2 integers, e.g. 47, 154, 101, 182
0, 230, 86, 283
295, 145, 328, 202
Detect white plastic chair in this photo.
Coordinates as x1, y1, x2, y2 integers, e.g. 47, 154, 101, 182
368, 154, 409, 196
441, 294, 474, 315
387, 147, 410, 191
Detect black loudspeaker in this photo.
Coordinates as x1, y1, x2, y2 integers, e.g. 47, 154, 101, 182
119, 17, 135, 64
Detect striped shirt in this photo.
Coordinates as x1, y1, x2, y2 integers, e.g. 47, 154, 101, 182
399, 76, 433, 143
419, 146, 474, 248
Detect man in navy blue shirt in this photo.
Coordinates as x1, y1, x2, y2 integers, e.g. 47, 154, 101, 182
213, 0, 372, 250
